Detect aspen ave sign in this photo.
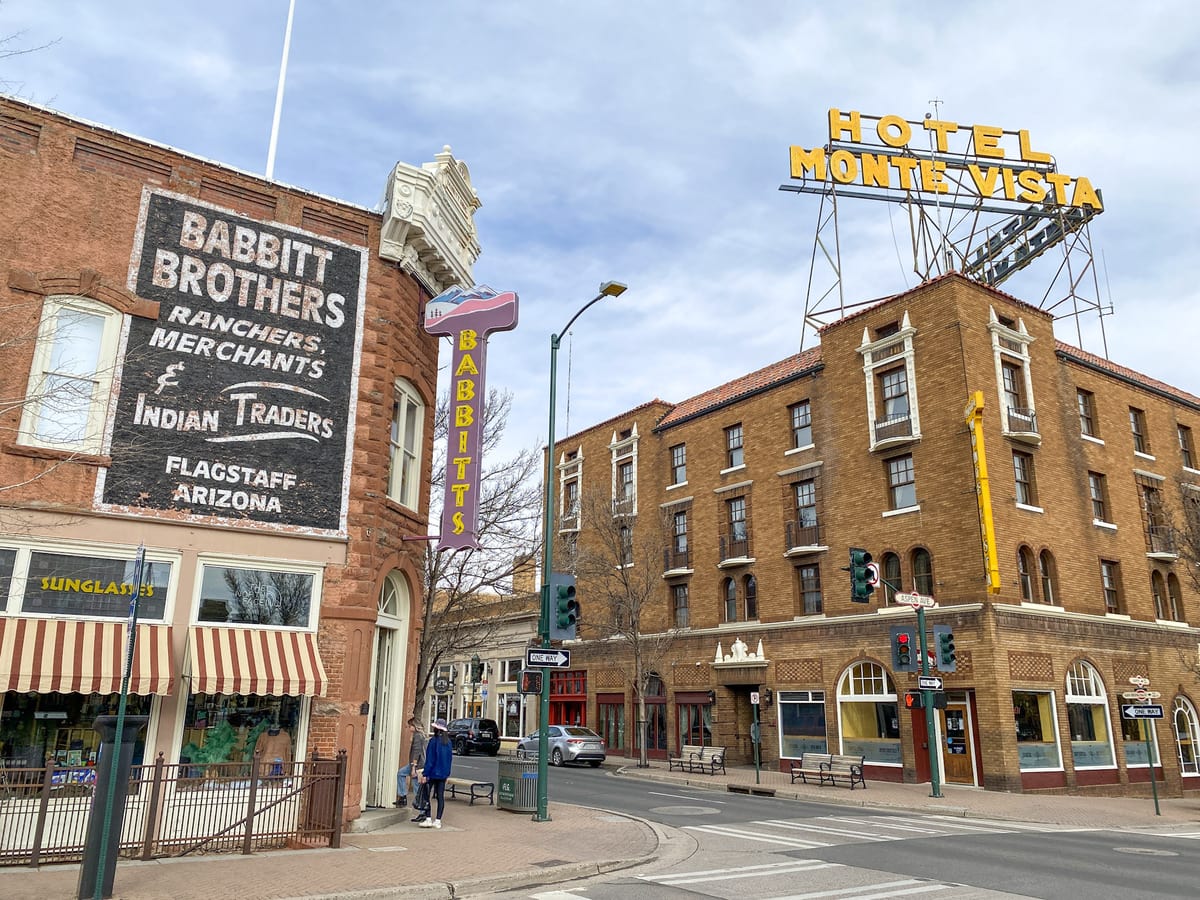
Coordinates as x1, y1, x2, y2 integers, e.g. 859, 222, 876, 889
423, 285, 519, 550
99, 189, 366, 533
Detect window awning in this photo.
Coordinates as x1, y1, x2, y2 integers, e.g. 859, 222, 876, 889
0, 617, 174, 695
187, 626, 327, 697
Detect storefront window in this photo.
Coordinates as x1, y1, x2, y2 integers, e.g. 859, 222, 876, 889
21, 551, 169, 619
0, 691, 151, 769
1065, 660, 1114, 768
779, 690, 827, 757
1120, 715, 1160, 766
677, 702, 713, 746
179, 694, 302, 770
1013, 690, 1062, 770
1174, 697, 1200, 775
499, 693, 524, 738
0, 547, 16, 609
598, 696, 625, 751
837, 662, 900, 764
196, 564, 313, 627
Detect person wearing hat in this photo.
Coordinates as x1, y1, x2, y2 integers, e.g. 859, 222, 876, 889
418, 718, 453, 829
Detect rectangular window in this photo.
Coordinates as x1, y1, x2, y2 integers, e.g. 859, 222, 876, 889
1077, 389, 1097, 437
725, 424, 744, 468
727, 496, 747, 544
1180, 424, 1195, 469
1013, 451, 1037, 506
618, 524, 633, 567
1088, 472, 1108, 521
20, 297, 122, 453
1002, 362, 1024, 409
388, 381, 423, 509
672, 583, 689, 628
21, 551, 170, 620
1013, 690, 1062, 770
500, 658, 522, 683
880, 368, 910, 420
789, 400, 812, 449
563, 479, 579, 518
887, 455, 916, 509
0, 548, 16, 611
181, 694, 302, 768
799, 563, 822, 615
795, 479, 817, 527
1100, 560, 1123, 614
598, 698, 625, 751
196, 563, 315, 628
2, 692, 152, 770
678, 701, 713, 746
1130, 407, 1150, 454
670, 443, 687, 484
499, 692, 524, 739
779, 690, 827, 757
618, 461, 634, 498
672, 510, 688, 556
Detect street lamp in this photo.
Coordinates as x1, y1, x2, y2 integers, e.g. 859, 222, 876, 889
536, 280, 627, 823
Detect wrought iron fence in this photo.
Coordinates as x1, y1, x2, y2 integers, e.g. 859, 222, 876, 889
0, 750, 346, 867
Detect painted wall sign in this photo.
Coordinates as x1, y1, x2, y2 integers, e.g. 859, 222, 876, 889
98, 189, 366, 534
790, 109, 1102, 211
423, 285, 518, 550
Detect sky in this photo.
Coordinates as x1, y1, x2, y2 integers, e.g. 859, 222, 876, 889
3, 1, 1199, 461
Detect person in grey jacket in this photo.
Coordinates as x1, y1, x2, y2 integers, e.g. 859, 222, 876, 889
395, 717, 427, 808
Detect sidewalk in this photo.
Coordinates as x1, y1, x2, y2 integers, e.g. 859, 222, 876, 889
0, 799, 661, 900
619, 759, 1200, 830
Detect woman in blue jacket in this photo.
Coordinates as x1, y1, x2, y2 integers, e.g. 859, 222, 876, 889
418, 718, 453, 828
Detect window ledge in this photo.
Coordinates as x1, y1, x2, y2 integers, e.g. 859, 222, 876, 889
794, 612, 826, 620
719, 464, 747, 476
5, 441, 111, 467
662, 568, 694, 579
717, 556, 756, 569
1134, 451, 1156, 462
882, 505, 920, 518
1184, 466, 1200, 477
1003, 430, 1042, 447
784, 545, 828, 557
1104, 612, 1132, 621
1147, 551, 1179, 561
1093, 519, 1117, 531
1021, 602, 1064, 611
870, 434, 921, 453
1080, 434, 1104, 445
1015, 502, 1044, 514
784, 443, 815, 456
1155, 618, 1190, 629
666, 480, 689, 491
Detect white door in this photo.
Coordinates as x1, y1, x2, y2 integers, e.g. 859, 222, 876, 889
362, 573, 410, 809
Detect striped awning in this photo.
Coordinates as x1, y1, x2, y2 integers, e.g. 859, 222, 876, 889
0, 617, 174, 695
187, 626, 328, 697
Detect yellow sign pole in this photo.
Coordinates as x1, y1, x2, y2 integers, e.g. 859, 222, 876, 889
965, 391, 1002, 594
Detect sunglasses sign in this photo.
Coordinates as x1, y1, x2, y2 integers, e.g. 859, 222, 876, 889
423, 285, 519, 551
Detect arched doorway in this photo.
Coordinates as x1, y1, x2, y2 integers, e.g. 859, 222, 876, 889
362, 572, 410, 808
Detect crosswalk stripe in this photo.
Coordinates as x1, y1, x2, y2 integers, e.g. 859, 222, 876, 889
642, 859, 844, 886
639, 859, 835, 881
920, 814, 1081, 832
818, 816, 974, 835
757, 819, 892, 840
684, 823, 830, 848
772, 878, 953, 899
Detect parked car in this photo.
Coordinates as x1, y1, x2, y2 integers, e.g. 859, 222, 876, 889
516, 725, 606, 767
446, 717, 500, 756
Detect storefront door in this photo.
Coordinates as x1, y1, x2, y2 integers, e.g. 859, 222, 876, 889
939, 701, 976, 785
362, 573, 409, 809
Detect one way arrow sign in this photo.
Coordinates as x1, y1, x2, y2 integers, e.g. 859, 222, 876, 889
526, 648, 572, 669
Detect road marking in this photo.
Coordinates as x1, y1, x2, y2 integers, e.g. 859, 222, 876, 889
773, 879, 954, 899
529, 892, 588, 899
684, 823, 830, 848
758, 819, 892, 841
647, 789, 726, 803
920, 814, 1093, 832
639, 859, 842, 886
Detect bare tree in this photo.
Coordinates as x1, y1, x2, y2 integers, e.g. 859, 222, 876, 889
410, 388, 542, 721
571, 486, 679, 767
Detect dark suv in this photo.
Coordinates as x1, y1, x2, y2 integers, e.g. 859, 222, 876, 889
446, 717, 500, 756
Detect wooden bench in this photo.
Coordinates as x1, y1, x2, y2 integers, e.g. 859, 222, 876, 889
445, 776, 494, 805
789, 752, 832, 785
668, 744, 727, 775
819, 754, 866, 790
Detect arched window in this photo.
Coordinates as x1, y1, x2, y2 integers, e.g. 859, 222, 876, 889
744, 575, 758, 620
723, 578, 737, 623
1151, 571, 1167, 619
1017, 546, 1035, 601
882, 552, 901, 605
1168, 573, 1184, 622
1065, 660, 1114, 768
1038, 550, 1057, 605
912, 548, 933, 596
1173, 696, 1200, 775
836, 661, 900, 766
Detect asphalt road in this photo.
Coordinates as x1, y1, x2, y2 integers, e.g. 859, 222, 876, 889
453, 755, 1200, 899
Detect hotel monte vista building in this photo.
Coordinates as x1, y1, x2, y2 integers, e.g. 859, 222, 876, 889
553, 272, 1200, 797
0, 95, 481, 819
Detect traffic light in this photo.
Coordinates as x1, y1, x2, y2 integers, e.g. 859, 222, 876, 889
849, 547, 875, 603
548, 571, 578, 641
929, 691, 948, 710
933, 624, 957, 673
890, 625, 918, 672
518, 669, 543, 695
904, 690, 924, 709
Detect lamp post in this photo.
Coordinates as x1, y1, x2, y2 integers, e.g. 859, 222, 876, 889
535, 280, 627, 823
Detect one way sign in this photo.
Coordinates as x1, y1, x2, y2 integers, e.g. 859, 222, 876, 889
526, 648, 572, 669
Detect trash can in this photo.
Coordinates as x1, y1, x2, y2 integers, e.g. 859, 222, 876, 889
497, 755, 539, 812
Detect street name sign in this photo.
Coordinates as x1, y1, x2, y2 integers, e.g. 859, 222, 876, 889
1128, 675, 1151, 687
1122, 704, 1164, 719
918, 675, 944, 690
526, 648, 572, 669
894, 592, 936, 608
1121, 690, 1162, 700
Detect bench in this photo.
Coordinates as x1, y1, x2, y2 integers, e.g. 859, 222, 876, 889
444, 776, 494, 805
668, 744, 727, 775
819, 754, 866, 790
789, 752, 832, 785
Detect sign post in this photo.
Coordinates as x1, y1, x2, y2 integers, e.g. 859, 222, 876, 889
750, 692, 761, 785
1122, 676, 1161, 816
892, 590, 941, 797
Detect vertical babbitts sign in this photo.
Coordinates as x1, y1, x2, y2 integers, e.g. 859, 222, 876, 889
423, 285, 519, 551
98, 189, 366, 534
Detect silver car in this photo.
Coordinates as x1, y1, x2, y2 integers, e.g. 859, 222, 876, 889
517, 725, 607, 767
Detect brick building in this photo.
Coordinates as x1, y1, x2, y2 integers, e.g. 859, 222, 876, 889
554, 272, 1200, 796
0, 95, 480, 819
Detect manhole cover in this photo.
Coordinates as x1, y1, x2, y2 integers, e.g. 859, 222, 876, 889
649, 805, 721, 816
1113, 846, 1179, 857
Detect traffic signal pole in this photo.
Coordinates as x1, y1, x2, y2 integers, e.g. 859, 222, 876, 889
917, 605, 943, 799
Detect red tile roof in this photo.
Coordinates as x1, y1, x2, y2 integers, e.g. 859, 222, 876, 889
1056, 341, 1200, 409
